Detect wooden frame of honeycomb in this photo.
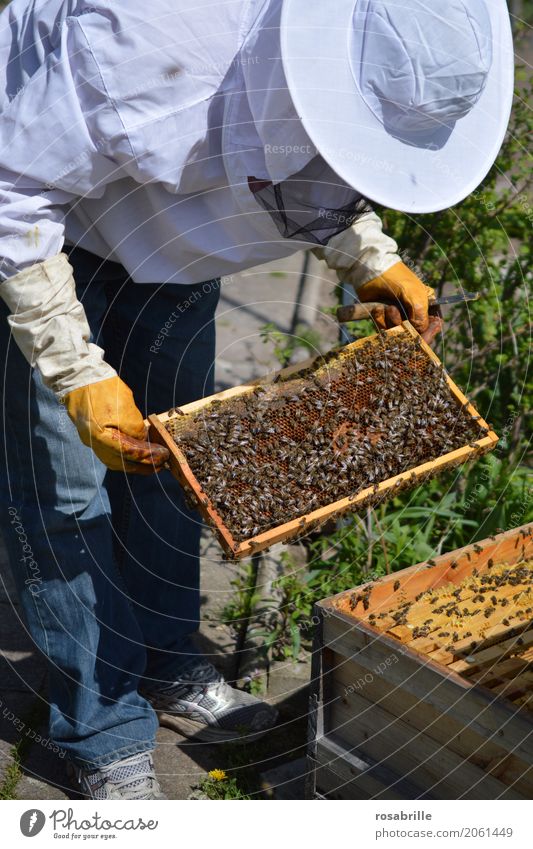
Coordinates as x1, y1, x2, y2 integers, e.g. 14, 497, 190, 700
148, 321, 498, 560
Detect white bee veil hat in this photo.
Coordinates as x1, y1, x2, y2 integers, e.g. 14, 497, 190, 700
280, 0, 514, 213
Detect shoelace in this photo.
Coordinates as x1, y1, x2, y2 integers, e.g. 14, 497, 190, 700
104, 772, 157, 797
84, 755, 158, 799
165, 678, 228, 705
155, 660, 224, 692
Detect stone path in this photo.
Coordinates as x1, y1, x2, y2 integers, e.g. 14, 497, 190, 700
0, 250, 337, 800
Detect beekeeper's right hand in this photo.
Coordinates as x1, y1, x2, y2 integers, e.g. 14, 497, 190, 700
63, 376, 169, 473
0, 253, 169, 473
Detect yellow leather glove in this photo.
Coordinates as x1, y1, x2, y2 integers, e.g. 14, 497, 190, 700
357, 261, 435, 334
64, 376, 169, 474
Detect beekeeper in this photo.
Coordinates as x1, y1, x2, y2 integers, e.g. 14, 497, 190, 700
0, 0, 513, 799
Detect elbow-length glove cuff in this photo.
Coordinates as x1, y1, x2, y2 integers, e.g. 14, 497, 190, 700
311, 210, 401, 290
0, 253, 116, 396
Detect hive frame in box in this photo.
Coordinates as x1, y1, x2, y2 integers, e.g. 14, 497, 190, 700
148, 321, 498, 560
307, 524, 533, 800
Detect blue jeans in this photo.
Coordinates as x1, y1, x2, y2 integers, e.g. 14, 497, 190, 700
0, 248, 220, 768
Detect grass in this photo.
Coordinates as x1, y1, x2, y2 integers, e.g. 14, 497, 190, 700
0, 695, 50, 799
0, 748, 24, 800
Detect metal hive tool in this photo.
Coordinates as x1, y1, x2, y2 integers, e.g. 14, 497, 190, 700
148, 322, 498, 560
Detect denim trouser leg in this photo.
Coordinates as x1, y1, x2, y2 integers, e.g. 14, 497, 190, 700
0, 248, 219, 766
0, 273, 158, 768
92, 260, 219, 685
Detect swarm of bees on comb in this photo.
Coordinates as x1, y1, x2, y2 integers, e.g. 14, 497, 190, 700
165, 331, 488, 543
342, 554, 533, 711
353, 559, 533, 648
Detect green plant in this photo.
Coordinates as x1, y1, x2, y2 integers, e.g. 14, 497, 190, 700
260, 321, 322, 367
242, 671, 266, 696
255, 568, 310, 660
197, 770, 251, 800
221, 563, 261, 631
0, 749, 23, 801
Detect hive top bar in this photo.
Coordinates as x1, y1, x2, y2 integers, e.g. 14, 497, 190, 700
340, 558, 533, 659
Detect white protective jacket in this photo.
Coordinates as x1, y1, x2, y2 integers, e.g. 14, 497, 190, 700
0, 0, 400, 394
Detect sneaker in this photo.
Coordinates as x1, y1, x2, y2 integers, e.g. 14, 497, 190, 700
67, 750, 166, 799
140, 658, 278, 743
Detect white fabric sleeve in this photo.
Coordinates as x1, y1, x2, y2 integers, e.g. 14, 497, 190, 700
0, 253, 116, 396
0, 15, 126, 392
0, 14, 125, 275
0, 170, 72, 279
311, 210, 401, 290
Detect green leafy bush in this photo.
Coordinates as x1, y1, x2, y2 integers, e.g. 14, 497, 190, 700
254, 62, 532, 661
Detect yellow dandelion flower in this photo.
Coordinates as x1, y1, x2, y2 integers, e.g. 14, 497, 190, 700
208, 769, 227, 782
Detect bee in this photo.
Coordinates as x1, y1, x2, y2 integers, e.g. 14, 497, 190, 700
393, 580, 401, 591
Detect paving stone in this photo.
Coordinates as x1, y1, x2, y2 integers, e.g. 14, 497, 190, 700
266, 659, 311, 720
153, 727, 220, 800
215, 252, 336, 390
0, 602, 46, 695
260, 756, 308, 799
197, 529, 239, 681
0, 690, 47, 748
0, 735, 15, 788
13, 774, 69, 800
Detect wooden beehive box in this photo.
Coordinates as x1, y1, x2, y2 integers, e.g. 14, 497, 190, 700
307, 524, 533, 799
148, 321, 497, 560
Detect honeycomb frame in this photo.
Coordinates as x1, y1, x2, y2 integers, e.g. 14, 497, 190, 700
148, 321, 498, 560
